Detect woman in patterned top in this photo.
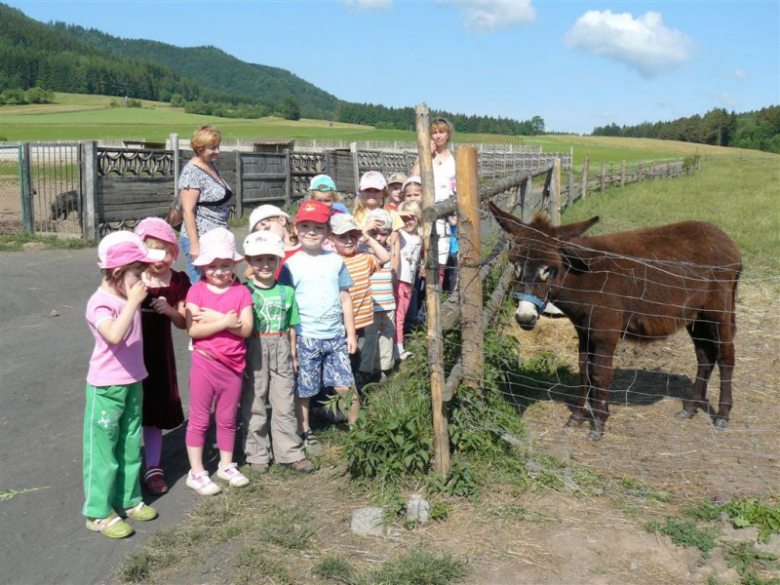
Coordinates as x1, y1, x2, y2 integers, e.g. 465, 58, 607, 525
179, 125, 234, 284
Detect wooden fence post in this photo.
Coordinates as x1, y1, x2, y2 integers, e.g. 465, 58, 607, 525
415, 104, 449, 478
620, 160, 626, 188
456, 147, 483, 394
550, 157, 561, 226
581, 156, 590, 200
82, 141, 99, 240
600, 162, 606, 192
350, 141, 359, 192
638, 159, 644, 182
567, 169, 573, 208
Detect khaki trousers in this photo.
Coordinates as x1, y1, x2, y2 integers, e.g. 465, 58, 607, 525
241, 334, 305, 465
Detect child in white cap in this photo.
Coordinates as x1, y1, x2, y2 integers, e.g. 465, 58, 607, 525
185, 228, 254, 495
245, 204, 301, 280
83, 231, 165, 538
133, 218, 190, 495
241, 231, 313, 473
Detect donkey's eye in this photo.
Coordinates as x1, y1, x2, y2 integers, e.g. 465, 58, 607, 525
539, 266, 556, 282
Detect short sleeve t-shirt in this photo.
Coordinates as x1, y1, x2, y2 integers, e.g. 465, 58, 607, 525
178, 162, 232, 236
85, 288, 147, 387
186, 279, 253, 373
280, 251, 353, 339
245, 281, 300, 334
342, 253, 380, 329
398, 230, 423, 284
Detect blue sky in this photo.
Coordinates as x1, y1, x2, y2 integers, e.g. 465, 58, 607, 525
7, 0, 780, 134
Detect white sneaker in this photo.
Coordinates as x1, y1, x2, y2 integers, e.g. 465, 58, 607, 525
186, 470, 222, 496
216, 463, 249, 487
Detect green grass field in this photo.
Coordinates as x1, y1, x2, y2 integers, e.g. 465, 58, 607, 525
3, 92, 770, 168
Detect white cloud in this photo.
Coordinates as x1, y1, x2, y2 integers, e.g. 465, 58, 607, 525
716, 93, 739, 107
565, 10, 693, 78
340, 0, 392, 11
733, 69, 749, 80
435, 0, 536, 34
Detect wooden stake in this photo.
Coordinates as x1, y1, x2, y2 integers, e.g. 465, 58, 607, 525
456, 147, 483, 394
414, 104, 450, 477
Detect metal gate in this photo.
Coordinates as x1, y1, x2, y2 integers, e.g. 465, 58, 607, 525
0, 144, 23, 234
20, 143, 83, 235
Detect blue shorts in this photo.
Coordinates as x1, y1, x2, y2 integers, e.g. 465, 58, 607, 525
295, 334, 354, 398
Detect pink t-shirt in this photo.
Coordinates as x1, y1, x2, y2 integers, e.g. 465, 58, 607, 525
85, 288, 148, 387
186, 279, 253, 373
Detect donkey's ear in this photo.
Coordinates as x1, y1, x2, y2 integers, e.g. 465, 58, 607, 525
559, 245, 592, 274
551, 216, 599, 241
488, 201, 526, 236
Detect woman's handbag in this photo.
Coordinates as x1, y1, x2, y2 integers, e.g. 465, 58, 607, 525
165, 195, 183, 230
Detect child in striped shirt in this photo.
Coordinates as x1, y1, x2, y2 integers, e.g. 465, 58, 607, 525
329, 213, 390, 389
360, 209, 397, 383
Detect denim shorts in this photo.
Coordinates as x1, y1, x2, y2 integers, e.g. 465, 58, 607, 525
295, 334, 354, 398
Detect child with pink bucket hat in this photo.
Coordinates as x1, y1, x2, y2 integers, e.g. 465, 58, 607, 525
133, 218, 191, 495
184, 228, 254, 495
83, 230, 165, 538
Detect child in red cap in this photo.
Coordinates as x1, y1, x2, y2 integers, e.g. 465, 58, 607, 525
279, 201, 358, 455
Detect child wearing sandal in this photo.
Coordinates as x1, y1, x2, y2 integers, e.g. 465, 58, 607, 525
133, 218, 190, 495
279, 201, 357, 454
241, 231, 313, 474
83, 231, 165, 539
185, 228, 254, 495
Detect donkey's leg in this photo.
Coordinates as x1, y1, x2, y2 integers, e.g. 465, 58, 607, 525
587, 339, 617, 441
565, 330, 591, 427
713, 313, 736, 429
677, 320, 717, 419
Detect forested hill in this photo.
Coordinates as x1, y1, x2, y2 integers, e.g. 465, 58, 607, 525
53, 25, 338, 120
0, 4, 268, 110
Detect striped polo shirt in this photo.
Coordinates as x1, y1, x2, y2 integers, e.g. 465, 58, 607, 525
369, 244, 395, 312
342, 253, 380, 330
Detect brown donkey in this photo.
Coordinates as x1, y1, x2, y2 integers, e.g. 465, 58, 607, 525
488, 202, 742, 441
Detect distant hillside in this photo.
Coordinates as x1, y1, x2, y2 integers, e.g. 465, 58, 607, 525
0, 4, 260, 108
54, 26, 338, 119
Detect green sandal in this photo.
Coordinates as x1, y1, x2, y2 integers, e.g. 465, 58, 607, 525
125, 502, 158, 522
86, 513, 134, 539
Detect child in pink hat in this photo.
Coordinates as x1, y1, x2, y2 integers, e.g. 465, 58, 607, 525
83, 230, 165, 538
184, 227, 254, 495
133, 218, 190, 495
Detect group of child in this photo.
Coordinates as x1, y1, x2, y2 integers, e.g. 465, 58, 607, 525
81, 170, 430, 539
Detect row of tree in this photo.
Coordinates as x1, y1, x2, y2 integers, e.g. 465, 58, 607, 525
333, 101, 545, 135
592, 107, 780, 154
0, 86, 54, 105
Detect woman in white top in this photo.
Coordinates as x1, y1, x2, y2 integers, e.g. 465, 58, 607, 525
410, 117, 456, 284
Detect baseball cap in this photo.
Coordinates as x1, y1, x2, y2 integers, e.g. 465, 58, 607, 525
192, 227, 244, 266
243, 231, 285, 258
330, 213, 361, 235
295, 200, 331, 224
308, 174, 337, 192
98, 230, 165, 269
134, 217, 179, 260
359, 171, 387, 191
402, 175, 422, 191
248, 204, 290, 233
366, 209, 393, 231
387, 173, 407, 186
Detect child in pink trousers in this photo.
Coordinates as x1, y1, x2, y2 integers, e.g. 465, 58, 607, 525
185, 228, 254, 495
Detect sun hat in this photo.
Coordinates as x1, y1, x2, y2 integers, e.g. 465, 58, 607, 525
387, 173, 407, 186
243, 231, 285, 258
295, 200, 331, 224
366, 209, 393, 231
359, 170, 387, 192
134, 217, 179, 260
401, 175, 422, 191
308, 174, 337, 192
192, 227, 244, 266
330, 213, 361, 235
248, 205, 290, 234
98, 230, 165, 269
